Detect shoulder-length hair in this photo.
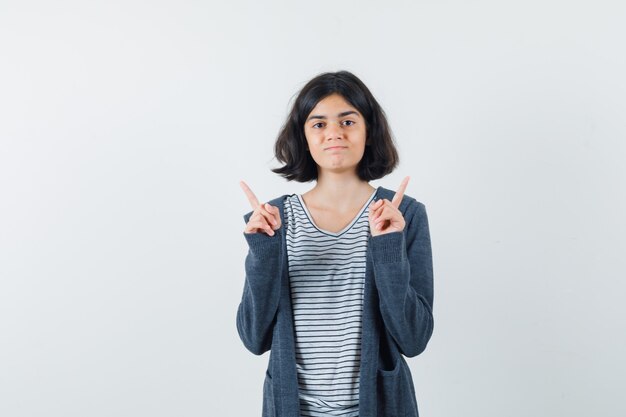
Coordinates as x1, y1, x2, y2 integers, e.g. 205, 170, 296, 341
271, 70, 399, 182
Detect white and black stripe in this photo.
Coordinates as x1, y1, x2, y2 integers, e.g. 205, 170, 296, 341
284, 189, 378, 417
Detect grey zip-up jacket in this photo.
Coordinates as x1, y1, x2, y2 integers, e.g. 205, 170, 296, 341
237, 186, 434, 416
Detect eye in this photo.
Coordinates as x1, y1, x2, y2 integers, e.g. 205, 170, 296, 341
312, 122, 324, 128
343, 120, 355, 126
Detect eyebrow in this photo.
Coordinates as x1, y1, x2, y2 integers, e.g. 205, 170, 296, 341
306, 110, 360, 122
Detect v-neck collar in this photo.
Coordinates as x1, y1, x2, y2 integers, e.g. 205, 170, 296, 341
296, 186, 380, 237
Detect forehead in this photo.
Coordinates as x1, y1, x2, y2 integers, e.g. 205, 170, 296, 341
307, 94, 360, 117
313, 93, 356, 110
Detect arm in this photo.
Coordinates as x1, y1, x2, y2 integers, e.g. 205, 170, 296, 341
369, 201, 434, 357
235, 211, 282, 355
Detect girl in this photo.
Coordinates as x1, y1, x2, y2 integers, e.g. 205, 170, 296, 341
238, 70, 434, 417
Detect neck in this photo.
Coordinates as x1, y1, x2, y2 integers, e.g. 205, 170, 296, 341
306, 173, 375, 210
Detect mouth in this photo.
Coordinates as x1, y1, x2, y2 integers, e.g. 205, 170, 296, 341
324, 146, 347, 150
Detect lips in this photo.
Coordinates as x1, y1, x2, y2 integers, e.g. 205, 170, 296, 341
325, 146, 347, 150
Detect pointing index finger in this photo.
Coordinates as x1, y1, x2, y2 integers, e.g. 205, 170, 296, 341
239, 180, 261, 209
391, 176, 410, 208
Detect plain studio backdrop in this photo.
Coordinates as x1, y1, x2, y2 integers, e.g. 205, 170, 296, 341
1, 1, 625, 416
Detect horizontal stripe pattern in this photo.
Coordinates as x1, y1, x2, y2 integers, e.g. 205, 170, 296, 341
284, 189, 377, 417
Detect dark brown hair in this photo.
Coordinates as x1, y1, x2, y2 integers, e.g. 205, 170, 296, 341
271, 70, 399, 182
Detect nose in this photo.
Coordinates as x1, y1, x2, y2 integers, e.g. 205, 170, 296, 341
325, 121, 344, 141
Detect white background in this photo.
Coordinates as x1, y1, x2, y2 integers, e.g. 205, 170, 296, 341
1, 1, 625, 416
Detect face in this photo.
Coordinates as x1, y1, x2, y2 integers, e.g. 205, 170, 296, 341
303, 93, 368, 176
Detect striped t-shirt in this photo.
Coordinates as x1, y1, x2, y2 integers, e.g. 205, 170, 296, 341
283, 188, 378, 417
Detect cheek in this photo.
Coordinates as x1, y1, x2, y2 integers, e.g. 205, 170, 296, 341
304, 129, 320, 142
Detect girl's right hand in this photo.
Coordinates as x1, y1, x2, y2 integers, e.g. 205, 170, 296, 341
240, 180, 282, 236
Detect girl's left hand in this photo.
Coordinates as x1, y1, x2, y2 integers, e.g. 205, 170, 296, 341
368, 176, 409, 237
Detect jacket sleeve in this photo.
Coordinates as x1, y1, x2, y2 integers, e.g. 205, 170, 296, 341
369, 200, 434, 357
235, 211, 282, 355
